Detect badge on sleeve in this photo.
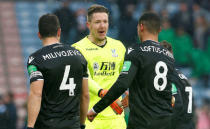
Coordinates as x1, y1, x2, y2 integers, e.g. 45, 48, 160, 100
28, 65, 38, 74
171, 83, 178, 95
121, 61, 131, 72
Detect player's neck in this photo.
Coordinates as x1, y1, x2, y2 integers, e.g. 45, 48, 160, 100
42, 37, 60, 46
141, 33, 158, 43
87, 35, 107, 46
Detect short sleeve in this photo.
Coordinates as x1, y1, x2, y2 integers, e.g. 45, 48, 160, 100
124, 47, 140, 67
27, 55, 44, 83
80, 53, 88, 79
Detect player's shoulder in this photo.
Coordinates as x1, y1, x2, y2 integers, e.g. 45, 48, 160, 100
72, 37, 89, 48
107, 36, 125, 48
175, 69, 191, 86
27, 49, 41, 66
125, 43, 139, 55
28, 46, 43, 60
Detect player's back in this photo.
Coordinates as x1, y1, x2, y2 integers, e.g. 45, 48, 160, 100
127, 40, 175, 129
27, 43, 87, 129
172, 70, 195, 129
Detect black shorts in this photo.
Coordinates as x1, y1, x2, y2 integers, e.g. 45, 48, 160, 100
173, 121, 195, 129
34, 116, 80, 129
127, 117, 172, 129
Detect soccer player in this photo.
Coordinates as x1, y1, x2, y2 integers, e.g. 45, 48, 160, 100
160, 41, 195, 129
87, 12, 178, 129
72, 4, 127, 129
26, 14, 89, 129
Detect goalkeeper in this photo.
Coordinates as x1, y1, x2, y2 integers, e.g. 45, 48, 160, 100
72, 4, 128, 129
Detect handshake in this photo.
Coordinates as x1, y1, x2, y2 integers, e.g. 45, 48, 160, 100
87, 89, 129, 122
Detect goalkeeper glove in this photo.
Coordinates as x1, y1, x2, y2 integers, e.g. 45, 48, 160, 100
98, 89, 123, 115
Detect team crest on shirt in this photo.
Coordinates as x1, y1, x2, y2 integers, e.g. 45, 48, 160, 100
111, 49, 118, 57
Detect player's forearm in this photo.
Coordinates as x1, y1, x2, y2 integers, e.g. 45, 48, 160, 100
93, 80, 128, 113
27, 92, 42, 127
93, 63, 138, 113
80, 93, 89, 124
80, 79, 89, 124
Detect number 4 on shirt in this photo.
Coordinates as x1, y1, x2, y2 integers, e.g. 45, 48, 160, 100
59, 65, 76, 96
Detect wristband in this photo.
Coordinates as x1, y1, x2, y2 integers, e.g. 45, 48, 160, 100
98, 89, 103, 97
91, 108, 97, 114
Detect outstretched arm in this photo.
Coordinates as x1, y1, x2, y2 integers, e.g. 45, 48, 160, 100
87, 62, 138, 121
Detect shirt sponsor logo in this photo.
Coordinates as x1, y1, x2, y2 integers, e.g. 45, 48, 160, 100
28, 65, 38, 74
93, 62, 116, 76
94, 71, 115, 76
111, 49, 118, 57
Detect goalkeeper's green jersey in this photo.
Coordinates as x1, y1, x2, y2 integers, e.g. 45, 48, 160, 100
72, 36, 126, 119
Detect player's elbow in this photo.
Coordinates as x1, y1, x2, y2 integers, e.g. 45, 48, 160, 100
30, 90, 42, 98
82, 92, 90, 102
30, 80, 44, 98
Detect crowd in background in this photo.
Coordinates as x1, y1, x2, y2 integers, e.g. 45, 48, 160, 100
0, 92, 17, 129
0, 0, 210, 128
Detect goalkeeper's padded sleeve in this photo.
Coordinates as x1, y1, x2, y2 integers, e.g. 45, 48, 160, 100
98, 89, 123, 115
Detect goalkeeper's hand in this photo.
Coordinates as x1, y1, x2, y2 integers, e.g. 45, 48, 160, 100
87, 108, 97, 122
121, 91, 129, 109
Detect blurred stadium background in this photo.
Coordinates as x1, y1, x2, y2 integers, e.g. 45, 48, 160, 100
0, 0, 209, 128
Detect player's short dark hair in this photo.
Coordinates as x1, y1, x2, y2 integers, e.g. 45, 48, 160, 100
138, 12, 161, 34
87, 4, 109, 22
38, 13, 60, 38
160, 40, 173, 53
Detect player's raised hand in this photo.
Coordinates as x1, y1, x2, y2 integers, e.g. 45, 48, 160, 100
87, 109, 97, 122
121, 91, 129, 109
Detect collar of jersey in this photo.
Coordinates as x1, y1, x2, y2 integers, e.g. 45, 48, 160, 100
143, 40, 159, 44
43, 42, 61, 47
85, 36, 108, 48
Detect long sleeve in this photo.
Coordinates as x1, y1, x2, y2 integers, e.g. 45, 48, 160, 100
93, 62, 138, 113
